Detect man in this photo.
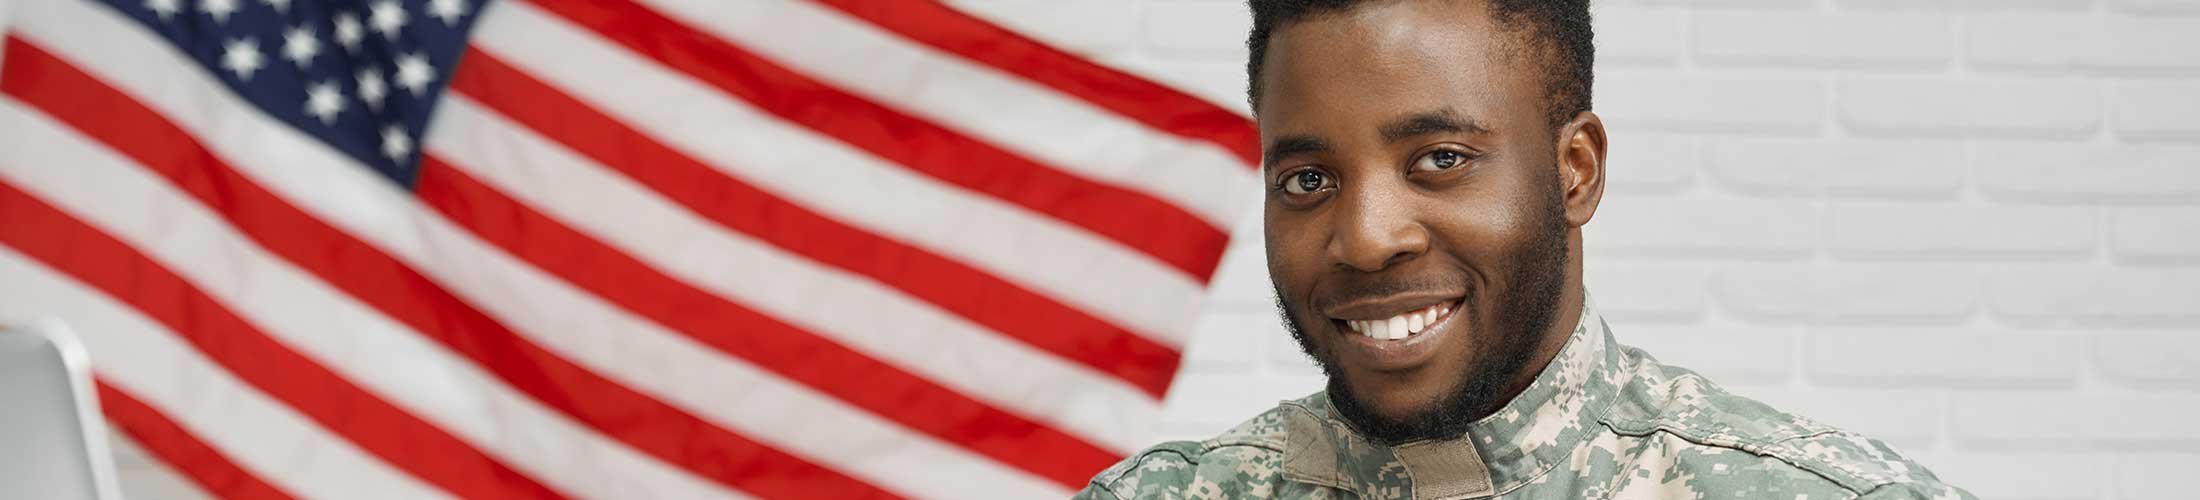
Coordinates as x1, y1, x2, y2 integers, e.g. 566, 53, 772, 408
1076, 1, 1975, 499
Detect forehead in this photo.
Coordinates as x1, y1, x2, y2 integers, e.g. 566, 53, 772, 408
1255, 1, 1539, 143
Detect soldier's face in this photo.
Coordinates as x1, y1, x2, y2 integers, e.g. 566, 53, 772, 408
1258, 1, 1592, 444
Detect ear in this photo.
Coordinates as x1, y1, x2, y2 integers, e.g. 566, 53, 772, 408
1556, 111, 1607, 228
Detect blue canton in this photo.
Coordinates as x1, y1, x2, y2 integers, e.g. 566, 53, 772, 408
95, 0, 487, 186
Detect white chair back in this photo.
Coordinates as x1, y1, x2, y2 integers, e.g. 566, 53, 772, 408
0, 319, 122, 500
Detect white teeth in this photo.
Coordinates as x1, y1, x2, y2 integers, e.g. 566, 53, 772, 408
1346, 302, 1454, 340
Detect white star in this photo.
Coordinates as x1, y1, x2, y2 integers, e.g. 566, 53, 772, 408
282, 25, 320, 69
145, 0, 181, 20
381, 124, 412, 161
201, 0, 239, 23
427, 0, 466, 26
220, 38, 264, 81
369, 0, 408, 41
261, 0, 288, 12
304, 79, 345, 124
356, 67, 388, 110
333, 12, 365, 52
393, 52, 434, 96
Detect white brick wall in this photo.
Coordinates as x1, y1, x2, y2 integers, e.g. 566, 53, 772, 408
953, 1, 2200, 498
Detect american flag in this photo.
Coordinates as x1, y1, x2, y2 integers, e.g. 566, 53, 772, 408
0, 0, 1259, 497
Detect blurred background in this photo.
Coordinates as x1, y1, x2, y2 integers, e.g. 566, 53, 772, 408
0, 0, 2194, 498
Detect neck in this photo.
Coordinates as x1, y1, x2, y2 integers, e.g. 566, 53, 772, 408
1477, 237, 1584, 421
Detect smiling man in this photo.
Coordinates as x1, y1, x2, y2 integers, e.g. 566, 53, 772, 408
1075, 1, 1975, 499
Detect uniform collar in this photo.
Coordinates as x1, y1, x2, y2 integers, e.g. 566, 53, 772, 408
1279, 297, 1623, 499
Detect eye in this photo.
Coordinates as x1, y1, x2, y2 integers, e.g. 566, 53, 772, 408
1413, 149, 1470, 172
1280, 169, 1333, 195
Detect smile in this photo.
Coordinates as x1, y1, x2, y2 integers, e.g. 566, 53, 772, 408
1340, 301, 1455, 340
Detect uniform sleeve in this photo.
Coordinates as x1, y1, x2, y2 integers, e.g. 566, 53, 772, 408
1074, 442, 1206, 500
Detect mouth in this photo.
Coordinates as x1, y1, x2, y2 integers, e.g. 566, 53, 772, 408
1336, 300, 1457, 341
1315, 292, 1468, 372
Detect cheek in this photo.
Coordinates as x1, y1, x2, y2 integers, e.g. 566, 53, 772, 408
1262, 211, 1328, 286
1431, 197, 1530, 251
1427, 176, 1555, 279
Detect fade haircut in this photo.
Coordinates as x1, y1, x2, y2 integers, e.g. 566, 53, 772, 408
1244, 0, 1595, 130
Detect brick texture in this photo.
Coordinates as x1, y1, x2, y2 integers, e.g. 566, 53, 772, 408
1705, 137, 1967, 198
2113, 453, 2200, 499
1606, 132, 1700, 193
1593, 7, 1686, 66
1589, 198, 1818, 257
1920, 451, 2106, 500
1694, 10, 1952, 67
1841, 76, 2103, 137
2113, 81, 2200, 140
1717, 264, 1978, 322
2094, 332, 2200, 390
1809, 328, 2080, 386
1967, 13, 2200, 71
1824, 202, 2098, 259
1596, 72, 1827, 133
2110, 206, 2200, 262
1975, 142, 2200, 202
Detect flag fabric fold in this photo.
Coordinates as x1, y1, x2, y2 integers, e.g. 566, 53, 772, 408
0, 0, 1258, 497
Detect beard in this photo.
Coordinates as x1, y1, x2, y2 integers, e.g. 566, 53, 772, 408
1274, 167, 1572, 446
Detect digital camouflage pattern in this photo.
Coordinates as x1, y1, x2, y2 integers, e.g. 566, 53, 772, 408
1077, 301, 1975, 499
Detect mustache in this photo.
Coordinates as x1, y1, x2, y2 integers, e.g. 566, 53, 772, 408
1310, 275, 1472, 310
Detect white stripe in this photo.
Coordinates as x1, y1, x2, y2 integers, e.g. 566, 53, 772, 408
10, 4, 1074, 498
104, 433, 217, 500
430, 94, 1157, 453
0, 97, 745, 500
0, 251, 446, 500
936, 2, 1255, 114
632, 0, 1255, 231
471, 0, 1206, 348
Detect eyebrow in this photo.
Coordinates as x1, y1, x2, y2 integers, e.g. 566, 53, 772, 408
1260, 109, 1490, 170
1379, 109, 1491, 144
1262, 135, 1331, 170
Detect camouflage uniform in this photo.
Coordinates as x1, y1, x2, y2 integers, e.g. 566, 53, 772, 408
1076, 300, 1975, 499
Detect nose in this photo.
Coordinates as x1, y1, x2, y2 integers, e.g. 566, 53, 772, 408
1326, 176, 1429, 272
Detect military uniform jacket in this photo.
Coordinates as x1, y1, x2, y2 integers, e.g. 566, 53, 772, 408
1076, 302, 1976, 499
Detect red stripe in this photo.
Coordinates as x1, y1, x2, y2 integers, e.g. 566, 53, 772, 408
515, 0, 1229, 283
810, 0, 1263, 168
0, 178, 554, 500
418, 152, 1117, 490
452, 49, 1183, 401
0, 37, 896, 500
96, 382, 294, 500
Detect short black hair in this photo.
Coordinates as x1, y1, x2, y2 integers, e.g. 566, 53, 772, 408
1245, 0, 1595, 129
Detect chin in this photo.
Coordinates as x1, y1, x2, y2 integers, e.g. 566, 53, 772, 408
1354, 378, 1461, 426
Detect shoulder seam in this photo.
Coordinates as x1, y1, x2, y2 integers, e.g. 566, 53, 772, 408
1091, 447, 1198, 496
1851, 479, 1927, 500
1613, 423, 1879, 495
1852, 480, 1896, 499
1202, 437, 1287, 453
1609, 373, 1837, 445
